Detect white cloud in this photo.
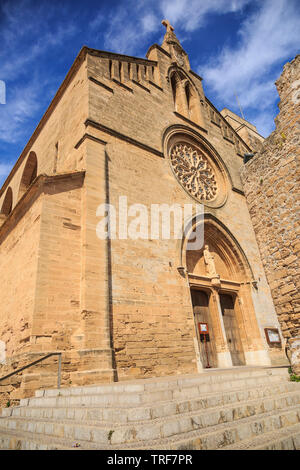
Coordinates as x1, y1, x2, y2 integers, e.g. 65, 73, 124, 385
0, 163, 12, 177
0, 5, 76, 82
237, 80, 276, 110
0, 0, 78, 147
251, 112, 277, 138
89, 12, 105, 31
101, 0, 252, 55
0, 82, 41, 144
160, 0, 251, 32
141, 13, 158, 34
199, 0, 300, 136
102, 4, 160, 55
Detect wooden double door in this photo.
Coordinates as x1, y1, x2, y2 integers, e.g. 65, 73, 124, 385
191, 289, 217, 368
219, 293, 245, 366
191, 289, 245, 368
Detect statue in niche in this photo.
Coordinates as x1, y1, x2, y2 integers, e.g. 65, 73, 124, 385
203, 244, 218, 277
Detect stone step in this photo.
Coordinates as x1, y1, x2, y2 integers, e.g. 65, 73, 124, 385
2, 423, 300, 451
0, 367, 298, 450
19, 372, 289, 409
2, 381, 299, 425
1, 392, 300, 446
255, 431, 300, 450
0, 430, 73, 450
120, 406, 300, 450
222, 422, 300, 450
34, 367, 289, 399
1, 404, 299, 450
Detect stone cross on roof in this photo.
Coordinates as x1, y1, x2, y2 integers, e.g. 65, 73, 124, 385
162, 19, 174, 33
161, 18, 182, 50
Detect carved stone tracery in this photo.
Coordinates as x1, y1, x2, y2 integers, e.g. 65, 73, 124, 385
170, 143, 218, 201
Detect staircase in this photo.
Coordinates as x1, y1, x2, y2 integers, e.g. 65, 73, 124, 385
0, 366, 300, 450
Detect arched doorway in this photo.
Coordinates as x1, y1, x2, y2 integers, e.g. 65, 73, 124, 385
183, 216, 267, 369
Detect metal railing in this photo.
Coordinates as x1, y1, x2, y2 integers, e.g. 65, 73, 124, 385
0, 353, 62, 389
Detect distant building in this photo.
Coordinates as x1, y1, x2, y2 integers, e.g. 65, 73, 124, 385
221, 108, 265, 152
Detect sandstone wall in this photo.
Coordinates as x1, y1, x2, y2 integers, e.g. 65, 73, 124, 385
241, 55, 300, 373
0, 59, 88, 215
0, 43, 289, 402
84, 119, 286, 378
0, 174, 86, 403
86, 50, 249, 194
85, 48, 286, 376
30, 176, 82, 353
0, 197, 42, 359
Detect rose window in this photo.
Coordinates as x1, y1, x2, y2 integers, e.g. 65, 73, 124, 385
170, 143, 218, 201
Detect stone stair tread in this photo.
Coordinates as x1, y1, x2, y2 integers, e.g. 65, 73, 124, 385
24, 377, 291, 410
2, 419, 300, 451
223, 423, 300, 450
13, 380, 297, 421
1, 367, 298, 450
7, 386, 299, 423
20, 380, 300, 410
1, 402, 299, 449
35, 369, 288, 398
0, 428, 79, 450
2, 388, 300, 430
113, 404, 300, 449
40, 376, 296, 400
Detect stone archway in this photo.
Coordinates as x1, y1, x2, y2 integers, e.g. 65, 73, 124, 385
184, 216, 270, 369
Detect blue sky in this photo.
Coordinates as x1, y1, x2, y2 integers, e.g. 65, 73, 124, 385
0, 0, 299, 186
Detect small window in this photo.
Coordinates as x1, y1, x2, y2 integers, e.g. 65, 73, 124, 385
18, 151, 37, 199
1, 187, 13, 216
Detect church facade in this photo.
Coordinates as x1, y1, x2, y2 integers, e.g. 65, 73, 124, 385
0, 23, 287, 400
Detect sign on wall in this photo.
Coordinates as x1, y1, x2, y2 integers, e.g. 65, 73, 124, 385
264, 328, 282, 347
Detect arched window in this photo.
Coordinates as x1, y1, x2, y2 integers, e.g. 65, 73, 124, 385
1, 187, 13, 217
171, 73, 177, 107
170, 71, 202, 125
185, 82, 191, 112
170, 71, 188, 116
186, 83, 201, 124
18, 151, 37, 199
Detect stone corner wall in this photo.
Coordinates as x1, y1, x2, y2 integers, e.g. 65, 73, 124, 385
240, 55, 300, 374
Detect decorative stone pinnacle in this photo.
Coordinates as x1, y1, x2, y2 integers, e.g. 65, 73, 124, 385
161, 18, 184, 55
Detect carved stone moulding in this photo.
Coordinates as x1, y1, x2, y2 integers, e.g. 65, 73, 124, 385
164, 127, 229, 208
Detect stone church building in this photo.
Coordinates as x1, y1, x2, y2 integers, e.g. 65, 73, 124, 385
0, 22, 292, 402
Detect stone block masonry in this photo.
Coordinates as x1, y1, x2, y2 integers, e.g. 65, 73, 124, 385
241, 55, 300, 374
0, 22, 288, 404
